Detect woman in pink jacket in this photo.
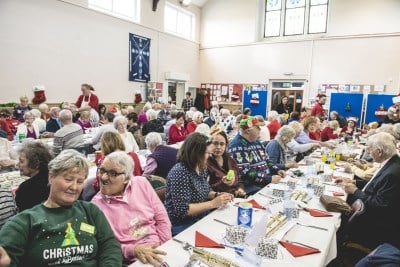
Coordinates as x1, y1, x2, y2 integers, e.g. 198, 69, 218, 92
91, 151, 171, 266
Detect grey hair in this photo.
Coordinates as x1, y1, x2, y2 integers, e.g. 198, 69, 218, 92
59, 109, 72, 122
50, 107, 60, 117
145, 132, 162, 148
220, 109, 230, 116
30, 109, 41, 119
186, 110, 194, 119
48, 149, 89, 177
367, 132, 397, 160
113, 115, 128, 129
192, 111, 204, 121
267, 110, 279, 120
392, 123, 400, 140
288, 121, 304, 136
195, 123, 210, 136
276, 125, 296, 141
146, 109, 158, 120
104, 151, 134, 180
329, 120, 339, 129
23, 111, 34, 119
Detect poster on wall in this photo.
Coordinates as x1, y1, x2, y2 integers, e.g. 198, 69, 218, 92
129, 33, 150, 82
242, 84, 268, 118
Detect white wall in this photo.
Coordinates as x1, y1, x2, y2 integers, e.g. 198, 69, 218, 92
200, 0, 400, 101
0, 0, 201, 103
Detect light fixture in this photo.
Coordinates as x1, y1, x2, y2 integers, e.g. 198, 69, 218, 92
180, 0, 192, 6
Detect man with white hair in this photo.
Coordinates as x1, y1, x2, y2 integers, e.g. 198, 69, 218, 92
218, 109, 234, 134
339, 132, 400, 249
53, 109, 84, 155
143, 132, 178, 179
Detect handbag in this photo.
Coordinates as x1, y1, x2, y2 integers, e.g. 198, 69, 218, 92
320, 194, 352, 214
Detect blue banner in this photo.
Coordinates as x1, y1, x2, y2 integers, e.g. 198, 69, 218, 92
364, 94, 396, 124
242, 84, 268, 118
329, 93, 363, 126
129, 33, 150, 82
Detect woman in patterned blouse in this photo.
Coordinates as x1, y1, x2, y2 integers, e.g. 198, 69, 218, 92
165, 133, 233, 235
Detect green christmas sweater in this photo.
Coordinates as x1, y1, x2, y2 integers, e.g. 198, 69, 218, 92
0, 201, 122, 266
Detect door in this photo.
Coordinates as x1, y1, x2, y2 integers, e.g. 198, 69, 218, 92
168, 82, 176, 105
269, 80, 305, 113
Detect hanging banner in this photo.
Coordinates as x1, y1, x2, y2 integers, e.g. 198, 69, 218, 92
129, 33, 150, 82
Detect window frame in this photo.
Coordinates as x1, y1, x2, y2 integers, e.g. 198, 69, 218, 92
88, 0, 140, 23
264, 0, 329, 38
164, 2, 195, 41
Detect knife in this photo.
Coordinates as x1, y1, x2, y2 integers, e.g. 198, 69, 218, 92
296, 222, 328, 231
213, 218, 232, 226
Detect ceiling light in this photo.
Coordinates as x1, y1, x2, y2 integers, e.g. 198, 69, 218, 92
180, 0, 192, 6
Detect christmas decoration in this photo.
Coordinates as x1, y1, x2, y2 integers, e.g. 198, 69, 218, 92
250, 93, 260, 106
32, 85, 46, 105
374, 104, 387, 120
345, 103, 351, 112
134, 91, 143, 104
61, 222, 80, 247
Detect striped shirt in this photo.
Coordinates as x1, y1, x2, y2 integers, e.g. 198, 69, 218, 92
0, 187, 17, 229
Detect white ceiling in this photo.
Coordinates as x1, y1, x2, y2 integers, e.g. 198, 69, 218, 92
191, 0, 209, 7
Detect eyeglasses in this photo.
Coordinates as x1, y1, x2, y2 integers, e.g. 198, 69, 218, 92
212, 141, 226, 147
98, 168, 125, 178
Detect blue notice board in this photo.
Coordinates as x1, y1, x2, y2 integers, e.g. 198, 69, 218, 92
242, 85, 268, 118
329, 93, 363, 126
364, 94, 396, 124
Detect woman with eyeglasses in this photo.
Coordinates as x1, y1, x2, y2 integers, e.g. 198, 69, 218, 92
166, 133, 233, 235
207, 128, 245, 197
91, 151, 171, 266
0, 150, 122, 266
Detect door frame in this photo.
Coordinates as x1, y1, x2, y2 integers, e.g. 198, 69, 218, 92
268, 79, 307, 112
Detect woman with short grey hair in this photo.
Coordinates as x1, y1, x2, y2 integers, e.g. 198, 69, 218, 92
114, 115, 139, 152
0, 149, 122, 266
92, 151, 171, 265
145, 132, 163, 151
265, 125, 298, 169
286, 121, 319, 162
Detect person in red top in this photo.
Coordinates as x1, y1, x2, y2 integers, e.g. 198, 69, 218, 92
341, 117, 359, 137
186, 111, 203, 133
168, 111, 187, 145
0, 109, 19, 136
75, 83, 99, 124
311, 94, 327, 120
321, 120, 339, 141
267, 110, 281, 140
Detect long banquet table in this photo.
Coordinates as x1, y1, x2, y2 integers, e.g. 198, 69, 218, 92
130, 158, 358, 267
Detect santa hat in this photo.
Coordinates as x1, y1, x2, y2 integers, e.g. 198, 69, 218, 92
33, 85, 45, 91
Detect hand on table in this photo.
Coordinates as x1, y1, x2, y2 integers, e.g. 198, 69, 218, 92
212, 193, 233, 208
343, 182, 358, 194
134, 244, 166, 266
0, 247, 10, 267
333, 176, 353, 184
0, 159, 15, 168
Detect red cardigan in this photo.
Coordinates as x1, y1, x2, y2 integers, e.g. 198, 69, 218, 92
320, 127, 338, 142
267, 120, 281, 140
168, 124, 187, 145
186, 121, 197, 134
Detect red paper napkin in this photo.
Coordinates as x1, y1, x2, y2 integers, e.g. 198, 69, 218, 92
279, 241, 320, 257
304, 208, 333, 217
235, 199, 265, 209
332, 192, 345, 197
195, 231, 224, 248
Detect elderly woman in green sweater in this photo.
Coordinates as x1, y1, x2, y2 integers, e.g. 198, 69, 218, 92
0, 150, 122, 267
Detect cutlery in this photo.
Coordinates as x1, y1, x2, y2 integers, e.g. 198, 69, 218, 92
213, 218, 232, 227
296, 222, 328, 231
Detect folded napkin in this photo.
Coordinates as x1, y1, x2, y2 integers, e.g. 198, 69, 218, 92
332, 192, 345, 197
195, 231, 224, 248
304, 208, 333, 217
279, 241, 320, 257
235, 199, 265, 209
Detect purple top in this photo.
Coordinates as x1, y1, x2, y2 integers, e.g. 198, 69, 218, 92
137, 112, 148, 125
26, 127, 37, 139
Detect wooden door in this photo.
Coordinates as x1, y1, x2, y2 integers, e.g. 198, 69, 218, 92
271, 89, 304, 112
